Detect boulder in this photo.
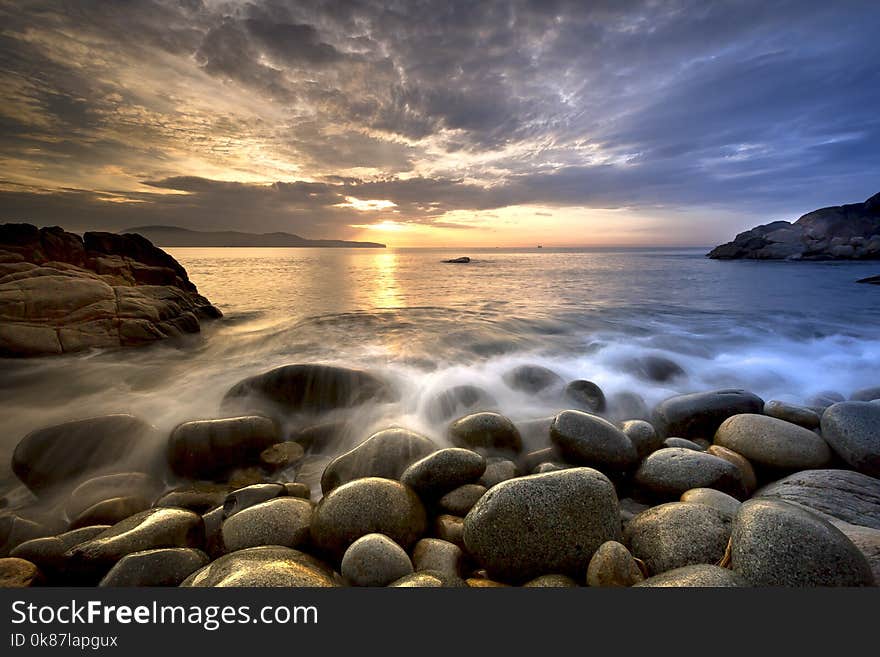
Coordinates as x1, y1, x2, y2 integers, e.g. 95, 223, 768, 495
621, 420, 661, 459
850, 386, 880, 402
663, 437, 704, 451
424, 385, 497, 422
433, 514, 465, 548
622, 355, 685, 383
448, 412, 523, 453
99, 548, 209, 587
586, 540, 644, 587
400, 448, 486, 499
411, 538, 464, 581
634, 448, 744, 499
438, 484, 486, 516
634, 565, 747, 587
259, 441, 305, 471
341, 533, 413, 586
763, 400, 820, 429
285, 482, 311, 499
820, 402, 880, 477
65, 472, 161, 520
221, 497, 312, 552
714, 413, 832, 470
705, 445, 758, 494
652, 389, 764, 439
9, 525, 109, 582
221, 483, 287, 518
181, 546, 339, 587
549, 410, 638, 471
154, 484, 231, 514
680, 488, 741, 520
0, 557, 42, 587
478, 457, 519, 488
0, 513, 52, 557
388, 571, 446, 587
69, 496, 150, 530
607, 391, 649, 421
501, 364, 565, 395
563, 380, 606, 413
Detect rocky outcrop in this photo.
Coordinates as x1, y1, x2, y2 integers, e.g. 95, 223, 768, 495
708, 192, 880, 260
0, 223, 221, 357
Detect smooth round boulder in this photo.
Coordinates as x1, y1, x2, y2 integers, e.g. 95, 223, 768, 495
0, 513, 52, 557
411, 538, 464, 580
222, 483, 287, 518
388, 571, 445, 587
64, 472, 161, 520
182, 546, 339, 587
341, 533, 413, 586
714, 413, 832, 470
663, 437, 704, 451
705, 445, 758, 494
652, 389, 764, 439
221, 497, 312, 552
586, 540, 644, 587
563, 380, 606, 413
0, 557, 41, 587
549, 410, 638, 471
400, 448, 486, 499
634, 448, 744, 499
284, 482, 311, 499
680, 488, 741, 520
425, 385, 497, 422
433, 515, 464, 547
99, 548, 209, 587
820, 402, 880, 477
502, 364, 564, 395
764, 400, 820, 429
730, 499, 875, 586
448, 412, 523, 453
478, 458, 519, 488
634, 564, 747, 587
311, 478, 427, 559
154, 484, 231, 514
320, 428, 437, 494
621, 420, 661, 459
463, 468, 620, 582
10, 526, 110, 583
69, 496, 150, 530
850, 386, 880, 402
523, 574, 579, 587
438, 484, 487, 516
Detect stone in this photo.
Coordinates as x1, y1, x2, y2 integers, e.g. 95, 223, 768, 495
586, 540, 644, 587
448, 412, 523, 453
284, 482, 311, 499
563, 380, 606, 413
400, 448, 486, 499
625, 502, 731, 575
222, 483, 287, 518
411, 538, 464, 580
730, 499, 874, 586
167, 416, 281, 480
310, 478, 427, 559
851, 386, 880, 402
463, 468, 620, 582
222, 364, 395, 416
0, 557, 41, 587
663, 437, 704, 451
607, 391, 649, 421
753, 469, 880, 530
478, 458, 519, 488
424, 385, 497, 422
549, 410, 638, 471
12, 414, 155, 493
521, 447, 560, 472
433, 515, 464, 547
466, 577, 509, 587
831, 522, 880, 584
714, 413, 832, 470
523, 574, 579, 587
623, 355, 685, 383
680, 488, 741, 520
443, 257, 471, 263
705, 445, 758, 494
808, 391, 845, 409
0, 513, 53, 557
221, 497, 312, 552
438, 484, 487, 516
69, 496, 150, 530
634, 448, 744, 499
154, 484, 231, 514
259, 442, 305, 471
502, 364, 565, 395
292, 421, 349, 452
10, 525, 110, 583
820, 402, 880, 477
634, 565, 747, 587
388, 571, 445, 587
764, 400, 820, 429
65, 473, 161, 520
182, 546, 339, 587
621, 420, 661, 459
321, 428, 437, 494
619, 498, 651, 528
99, 548, 209, 587
341, 533, 413, 586
652, 389, 764, 439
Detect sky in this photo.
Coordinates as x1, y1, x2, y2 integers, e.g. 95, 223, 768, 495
0, 0, 878, 247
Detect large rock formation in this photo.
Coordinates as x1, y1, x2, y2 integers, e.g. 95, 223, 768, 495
0, 223, 221, 356
708, 192, 880, 260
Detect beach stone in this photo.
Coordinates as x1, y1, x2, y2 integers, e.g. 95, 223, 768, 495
463, 467, 620, 582
259, 441, 304, 471
0, 513, 52, 557
663, 437, 704, 451
466, 577, 509, 587
621, 420, 661, 459
522, 447, 560, 472
154, 484, 231, 514
321, 428, 437, 494
412, 538, 464, 580
851, 386, 880, 402
808, 391, 845, 409
167, 415, 281, 480
221, 497, 312, 552
563, 380, 606, 413
433, 515, 465, 548
634, 448, 744, 499
586, 540, 644, 587
625, 502, 731, 575
0, 557, 41, 587
64, 473, 161, 520
182, 546, 339, 587
623, 355, 685, 383
341, 533, 413, 586
438, 484, 486, 516
714, 413, 832, 470
523, 574, 579, 587
201, 506, 224, 558
69, 496, 150, 530
730, 499, 875, 586
222, 483, 287, 518
634, 564, 747, 587
502, 364, 565, 395
681, 488, 741, 520
284, 482, 311, 499
619, 498, 651, 528
99, 548, 209, 587
12, 414, 155, 493
400, 448, 486, 499
448, 412, 523, 453
764, 400, 820, 429
832, 522, 880, 584
388, 571, 445, 587
820, 402, 880, 477
608, 391, 649, 421
425, 385, 497, 422
478, 457, 519, 487
705, 445, 758, 494
652, 389, 764, 439
311, 478, 427, 559
516, 417, 554, 451
754, 469, 880, 530
549, 410, 638, 471
10, 525, 109, 582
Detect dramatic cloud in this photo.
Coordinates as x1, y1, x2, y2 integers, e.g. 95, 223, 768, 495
0, 0, 878, 243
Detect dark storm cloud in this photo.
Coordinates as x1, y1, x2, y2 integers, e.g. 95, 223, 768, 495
0, 0, 878, 239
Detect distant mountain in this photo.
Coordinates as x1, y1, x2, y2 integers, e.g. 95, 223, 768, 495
124, 225, 386, 248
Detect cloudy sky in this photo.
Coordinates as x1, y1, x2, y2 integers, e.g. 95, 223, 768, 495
0, 0, 878, 246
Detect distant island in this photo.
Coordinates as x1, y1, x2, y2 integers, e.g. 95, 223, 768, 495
125, 225, 386, 248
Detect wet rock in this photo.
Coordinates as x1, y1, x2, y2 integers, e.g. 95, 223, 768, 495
764, 400, 820, 429
433, 515, 465, 548
463, 468, 620, 582
563, 380, 606, 413
523, 574, 579, 587
201, 506, 225, 558
808, 391, 845, 409
99, 548, 209, 587
832, 522, 880, 584
285, 482, 311, 499
167, 416, 281, 480
154, 484, 231, 514
0, 513, 52, 557
341, 533, 413, 586
444, 256, 471, 263
705, 445, 758, 494
714, 413, 832, 470
259, 442, 304, 471
663, 437, 704, 451
634, 565, 747, 587
65, 472, 161, 520
412, 538, 464, 580
448, 412, 523, 454
625, 502, 731, 575
502, 364, 565, 395
425, 385, 497, 422
12, 414, 155, 493
851, 386, 880, 402
634, 448, 744, 499
730, 499, 874, 586
311, 478, 427, 559
400, 448, 486, 499
608, 392, 649, 421
222, 364, 395, 416
388, 571, 445, 587
70, 496, 150, 530
820, 402, 880, 477
478, 458, 519, 488
222, 483, 287, 518
0, 557, 42, 587
10, 526, 109, 583
621, 420, 661, 459
619, 498, 651, 528
680, 488, 741, 520
623, 355, 685, 383
438, 484, 486, 516
466, 577, 509, 587
586, 540, 644, 587
549, 410, 638, 471
321, 428, 437, 494
652, 389, 764, 439
182, 546, 339, 587
221, 497, 312, 552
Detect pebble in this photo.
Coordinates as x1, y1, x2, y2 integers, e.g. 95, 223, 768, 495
341, 533, 413, 586
448, 412, 523, 454
438, 484, 487, 516
586, 540, 645, 587
221, 497, 312, 552
182, 546, 339, 587
714, 413, 832, 470
400, 448, 486, 499
99, 548, 209, 587
549, 410, 638, 471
